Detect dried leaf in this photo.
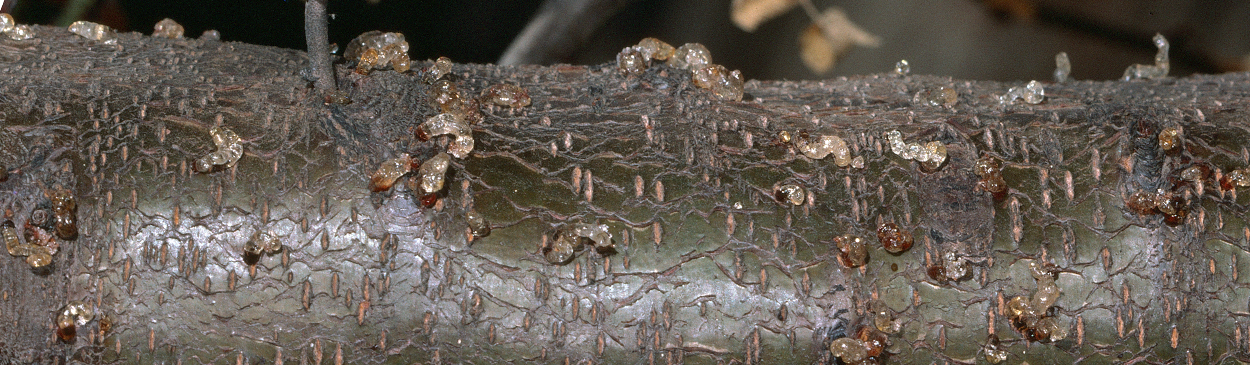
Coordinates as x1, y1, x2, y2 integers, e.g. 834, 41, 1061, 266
731, 0, 798, 32
799, 25, 836, 74
799, 7, 881, 74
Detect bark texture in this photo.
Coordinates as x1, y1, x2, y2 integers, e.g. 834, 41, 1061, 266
1, 25, 1250, 364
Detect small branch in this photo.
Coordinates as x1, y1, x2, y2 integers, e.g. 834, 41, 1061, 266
499, 0, 642, 65
305, 0, 336, 91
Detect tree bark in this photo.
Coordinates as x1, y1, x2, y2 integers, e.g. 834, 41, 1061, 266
1, 25, 1249, 364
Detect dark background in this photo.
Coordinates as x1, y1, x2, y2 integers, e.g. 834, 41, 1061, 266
9, 0, 1250, 82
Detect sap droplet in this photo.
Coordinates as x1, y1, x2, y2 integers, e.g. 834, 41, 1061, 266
1032, 280, 1060, 310
974, 156, 1002, 177
153, 18, 185, 39
667, 43, 712, 70
50, 188, 77, 240
920, 141, 947, 171
25, 248, 51, 268
3, 220, 29, 257
572, 223, 614, 251
793, 133, 850, 165
345, 31, 411, 74
480, 84, 531, 108
0, 13, 13, 33
420, 114, 474, 159
1008, 260, 1065, 342
855, 326, 888, 357
885, 130, 946, 171
834, 234, 868, 268
7, 24, 34, 41
876, 222, 912, 254
1122, 33, 1169, 80
691, 65, 744, 101
886, 130, 904, 155
975, 156, 1008, 200
616, 46, 647, 75
775, 184, 805, 206
894, 60, 909, 76
424, 56, 453, 83
1001, 80, 1044, 104
1180, 165, 1203, 182
195, 127, 243, 173
24, 224, 56, 256
242, 241, 263, 266
828, 337, 867, 363
69, 21, 117, 44
1157, 192, 1187, 225
55, 301, 94, 342
545, 231, 578, 265
1028, 260, 1057, 281
199, 30, 220, 41
1034, 317, 1067, 341
429, 79, 465, 114
370, 155, 412, 192
1158, 127, 1180, 151
1126, 190, 1159, 215
467, 211, 491, 238
850, 155, 865, 169
417, 153, 452, 195
419, 194, 438, 208
923, 87, 958, 107
869, 301, 900, 334
55, 311, 75, 342
906, 143, 923, 161
1007, 295, 1034, 318
544, 223, 615, 265
984, 336, 1008, 364
1226, 168, 1250, 188
241, 231, 281, 265
65, 300, 94, 326
635, 37, 675, 61
1054, 52, 1070, 83
938, 251, 968, 281
250, 231, 282, 254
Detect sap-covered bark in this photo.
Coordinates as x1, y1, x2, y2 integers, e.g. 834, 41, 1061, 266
0, 25, 1249, 364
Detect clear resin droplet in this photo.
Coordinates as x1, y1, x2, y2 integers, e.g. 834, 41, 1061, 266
667, 43, 712, 70
153, 18, 185, 39
1122, 33, 1169, 80
345, 31, 411, 74
0, 13, 14, 33
417, 153, 452, 195
1054, 52, 1070, 83
7, 24, 34, 41
894, 60, 910, 76
68, 21, 117, 44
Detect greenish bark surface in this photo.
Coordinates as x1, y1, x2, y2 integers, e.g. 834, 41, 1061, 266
1, 25, 1250, 364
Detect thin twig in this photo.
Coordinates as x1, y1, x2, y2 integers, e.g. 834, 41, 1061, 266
305, 0, 336, 91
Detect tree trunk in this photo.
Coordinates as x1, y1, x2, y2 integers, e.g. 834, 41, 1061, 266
1, 25, 1249, 365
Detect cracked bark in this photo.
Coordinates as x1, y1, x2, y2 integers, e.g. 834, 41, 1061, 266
1, 25, 1250, 364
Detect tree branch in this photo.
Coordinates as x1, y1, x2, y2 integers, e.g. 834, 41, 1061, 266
0, 25, 1248, 364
